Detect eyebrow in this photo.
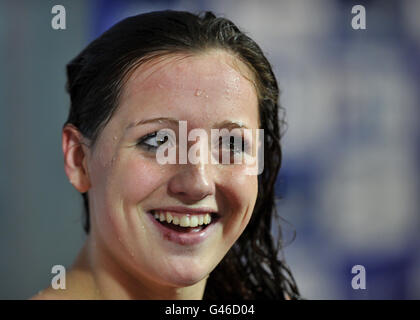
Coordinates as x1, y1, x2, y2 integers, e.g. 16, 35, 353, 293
125, 117, 179, 131
214, 120, 250, 130
125, 117, 251, 131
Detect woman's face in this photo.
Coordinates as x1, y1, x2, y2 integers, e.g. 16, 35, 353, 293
84, 50, 259, 288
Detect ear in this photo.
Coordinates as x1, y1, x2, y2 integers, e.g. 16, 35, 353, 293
62, 124, 91, 193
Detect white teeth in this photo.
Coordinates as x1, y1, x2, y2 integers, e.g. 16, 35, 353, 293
190, 216, 198, 227
180, 216, 190, 227
173, 216, 180, 225
204, 214, 211, 225
153, 211, 213, 228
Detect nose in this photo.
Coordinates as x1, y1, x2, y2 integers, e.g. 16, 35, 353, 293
168, 162, 215, 203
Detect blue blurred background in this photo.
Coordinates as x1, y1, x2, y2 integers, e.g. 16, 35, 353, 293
1, 0, 419, 299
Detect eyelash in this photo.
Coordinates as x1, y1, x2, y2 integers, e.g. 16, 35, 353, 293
218, 136, 250, 154
136, 132, 251, 154
136, 132, 169, 152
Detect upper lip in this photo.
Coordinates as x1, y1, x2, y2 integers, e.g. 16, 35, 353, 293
149, 206, 219, 215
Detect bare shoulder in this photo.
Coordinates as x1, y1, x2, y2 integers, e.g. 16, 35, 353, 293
29, 287, 75, 300
29, 269, 96, 300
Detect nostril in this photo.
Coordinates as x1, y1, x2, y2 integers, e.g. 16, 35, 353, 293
167, 167, 215, 202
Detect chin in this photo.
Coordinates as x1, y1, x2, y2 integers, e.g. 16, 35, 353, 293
170, 274, 205, 288
159, 260, 211, 288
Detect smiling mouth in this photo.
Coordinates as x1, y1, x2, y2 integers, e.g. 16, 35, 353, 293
150, 210, 219, 233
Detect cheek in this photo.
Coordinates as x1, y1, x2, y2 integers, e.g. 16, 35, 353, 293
114, 158, 167, 204
220, 167, 258, 237
228, 165, 258, 204
93, 157, 169, 251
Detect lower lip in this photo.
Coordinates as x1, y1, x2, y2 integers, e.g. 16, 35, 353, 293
146, 212, 218, 246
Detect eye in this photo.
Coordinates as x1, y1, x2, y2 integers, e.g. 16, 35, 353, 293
137, 132, 169, 151
219, 136, 246, 154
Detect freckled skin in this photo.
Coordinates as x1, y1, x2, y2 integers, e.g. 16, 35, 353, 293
53, 50, 260, 300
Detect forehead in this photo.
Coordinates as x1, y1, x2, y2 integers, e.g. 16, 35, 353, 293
115, 50, 259, 127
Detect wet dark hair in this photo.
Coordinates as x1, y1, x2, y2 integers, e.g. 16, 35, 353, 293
64, 10, 300, 300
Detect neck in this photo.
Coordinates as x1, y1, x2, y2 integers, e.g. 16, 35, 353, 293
69, 234, 207, 300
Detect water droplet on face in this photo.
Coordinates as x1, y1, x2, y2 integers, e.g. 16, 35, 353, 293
195, 89, 202, 96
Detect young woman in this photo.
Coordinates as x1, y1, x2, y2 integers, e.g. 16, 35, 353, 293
32, 10, 300, 300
